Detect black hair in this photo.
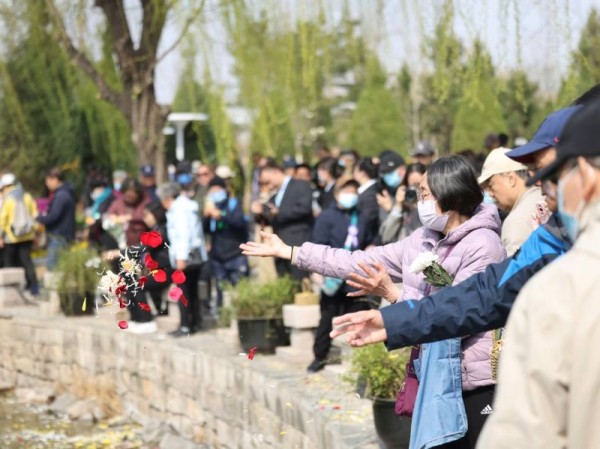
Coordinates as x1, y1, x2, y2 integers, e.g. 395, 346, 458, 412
144, 200, 167, 226
401, 163, 427, 187
456, 149, 485, 176
120, 178, 145, 199
259, 160, 284, 175
90, 177, 110, 190
46, 167, 65, 182
427, 155, 483, 217
295, 163, 312, 173
335, 178, 360, 193
498, 133, 509, 147
355, 157, 379, 180
317, 157, 342, 179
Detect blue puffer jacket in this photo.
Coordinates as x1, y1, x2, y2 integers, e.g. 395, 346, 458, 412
381, 213, 569, 349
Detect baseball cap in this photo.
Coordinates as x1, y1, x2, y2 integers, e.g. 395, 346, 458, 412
409, 141, 436, 157
139, 164, 155, 177
478, 148, 528, 185
527, 99, 600, 186
216, 165, 234, 179
208, 176, 227, 189
379, 151, 405, 174
506, 106, 582, 162
0, 173, 16, 189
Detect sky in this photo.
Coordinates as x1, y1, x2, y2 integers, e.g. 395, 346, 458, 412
152, 0, 600, 105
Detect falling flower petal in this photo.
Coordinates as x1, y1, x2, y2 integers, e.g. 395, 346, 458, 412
82, 297, 87, 312
118, 299, 127, 309
171, 270, 186, 284
169, 287, 183, 300
118, 321, 128, 329
247, 346, 258, 360
138, 276, 147, 288
153, 269, 167, 283
140, 231, 163, 248
180, 295, 189, 307
144, 254, 158, 270
138, 302, 151, 312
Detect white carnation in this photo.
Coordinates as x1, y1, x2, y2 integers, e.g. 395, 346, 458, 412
97, 270, 120, 295
408, 252, 439, 274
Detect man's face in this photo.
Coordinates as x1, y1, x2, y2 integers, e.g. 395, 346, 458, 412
527, 147, 558, 211
196, 166, 213, 187
486, 173, 519, 212
295, 167, 312, 183
140, 175, 155, 188
45, 176, 59, 192
259, 169, 282, 192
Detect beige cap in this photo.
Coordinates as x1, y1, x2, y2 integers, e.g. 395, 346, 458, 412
478, 148, 528, 185
216, 165, 234, 179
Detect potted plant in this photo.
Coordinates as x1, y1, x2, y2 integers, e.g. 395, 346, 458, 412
345, 343, 412, 449
228, 276, 298, 354
56, 246, 102, 316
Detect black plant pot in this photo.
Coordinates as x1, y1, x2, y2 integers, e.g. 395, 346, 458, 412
59, 293, 95, 316
237, 318, 290, 354
372, 398, 411, 449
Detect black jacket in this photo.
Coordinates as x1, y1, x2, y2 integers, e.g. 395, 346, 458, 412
264, 178, 313, 247
357, 182, 379, 247
37, 183, 76, 241
203, 196, 248, 262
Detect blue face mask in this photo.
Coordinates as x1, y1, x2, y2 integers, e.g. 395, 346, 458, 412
209, 190, 227, 204
557, 168, 583, 243
338, 193, 358, 210
483, 191, 495, 205
383, 170, 402, 188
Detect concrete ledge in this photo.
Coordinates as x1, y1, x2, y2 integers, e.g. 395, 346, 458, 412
0, 267, 25, 286
283, 304, 320, 328
0, 309, 378, 449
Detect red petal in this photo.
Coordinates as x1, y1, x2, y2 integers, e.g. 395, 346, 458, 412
144, 254, 158, 270
138, 302, 151, 312
138, 276, 147, 288
118, 320, 128, 329
247, 346, 258, 360
180, 296, 188, 307
118, 299, 127, 309
153, 269, 167, 283
171, 270, 186, 284
140, 231, 163, 248
169, 287, 183, 300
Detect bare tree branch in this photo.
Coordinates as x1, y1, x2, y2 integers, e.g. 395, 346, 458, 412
45, 0, 126, 115
155, 0, 206, 65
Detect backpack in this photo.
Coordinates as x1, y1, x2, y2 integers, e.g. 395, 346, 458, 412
10, 194, 35, 238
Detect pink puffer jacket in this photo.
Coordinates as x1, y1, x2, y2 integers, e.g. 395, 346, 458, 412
295, 203, 507, 391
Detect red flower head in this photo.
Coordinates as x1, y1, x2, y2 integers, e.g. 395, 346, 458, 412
171, 270, 186, 284
118, 320, 128, 329
153, 269, 167, 283
169, 286, 183, 301
140, 231, 163, 248
138, 302, 151, 312
144, 254, 158, 271
247, 346, 258, 360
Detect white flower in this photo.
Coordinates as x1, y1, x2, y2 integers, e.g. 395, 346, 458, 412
120, 253, 141, 276
408, 252, 439, 274
84, 257, 101, 269
97, 270, 121, 295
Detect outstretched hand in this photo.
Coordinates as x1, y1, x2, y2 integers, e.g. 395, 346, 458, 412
346, 261, 401, 303
329, 310, 387, 347
239, 231, 292, 260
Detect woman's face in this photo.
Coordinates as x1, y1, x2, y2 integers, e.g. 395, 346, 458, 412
407, 171, 424, 188
418, 173, 443, 214
143, 209, 157, 228
123, 189, 139, 206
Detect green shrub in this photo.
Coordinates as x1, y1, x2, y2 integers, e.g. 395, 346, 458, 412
56, 246, 103, 297
344, 343, 410, 399
228, 276, 299, 319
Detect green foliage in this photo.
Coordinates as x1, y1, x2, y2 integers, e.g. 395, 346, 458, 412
56, 247, 103, 297
344, 344, 410, 400
498, 71, 540, 141
227, 276, 299, 319
347, 83, 406, 156
450, 41, 506, 151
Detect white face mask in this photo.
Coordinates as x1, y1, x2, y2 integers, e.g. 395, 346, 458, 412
417, 200, 449, 232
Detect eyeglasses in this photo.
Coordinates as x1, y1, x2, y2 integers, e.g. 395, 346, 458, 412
417, 190, 433, 201
196, 172, 210, 178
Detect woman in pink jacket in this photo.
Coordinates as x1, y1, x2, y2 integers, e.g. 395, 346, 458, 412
242, 156, 506, 449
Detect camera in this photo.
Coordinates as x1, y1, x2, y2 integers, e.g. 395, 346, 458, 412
404, 187, 418, 204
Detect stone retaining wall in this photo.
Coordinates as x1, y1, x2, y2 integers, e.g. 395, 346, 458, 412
0, 312, 378, 449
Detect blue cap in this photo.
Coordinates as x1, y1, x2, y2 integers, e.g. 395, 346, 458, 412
140, 164, 155, 177
506, 106, 582, 162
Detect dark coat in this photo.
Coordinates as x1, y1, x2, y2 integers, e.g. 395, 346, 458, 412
264, 178, 313, 247
37, 183, 76, 241
203, 196, 248, 262
357, 182, 379, 247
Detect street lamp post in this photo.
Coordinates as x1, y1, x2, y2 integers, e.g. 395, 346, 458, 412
166, 113, 209, 161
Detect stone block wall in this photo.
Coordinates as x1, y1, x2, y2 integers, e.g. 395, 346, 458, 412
0, 314, 378, 449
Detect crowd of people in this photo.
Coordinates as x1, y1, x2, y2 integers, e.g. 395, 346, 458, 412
242, 87, 600, 449
2, 85, 599, 448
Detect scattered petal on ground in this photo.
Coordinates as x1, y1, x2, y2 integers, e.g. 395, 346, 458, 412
247, 346, 258, 360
